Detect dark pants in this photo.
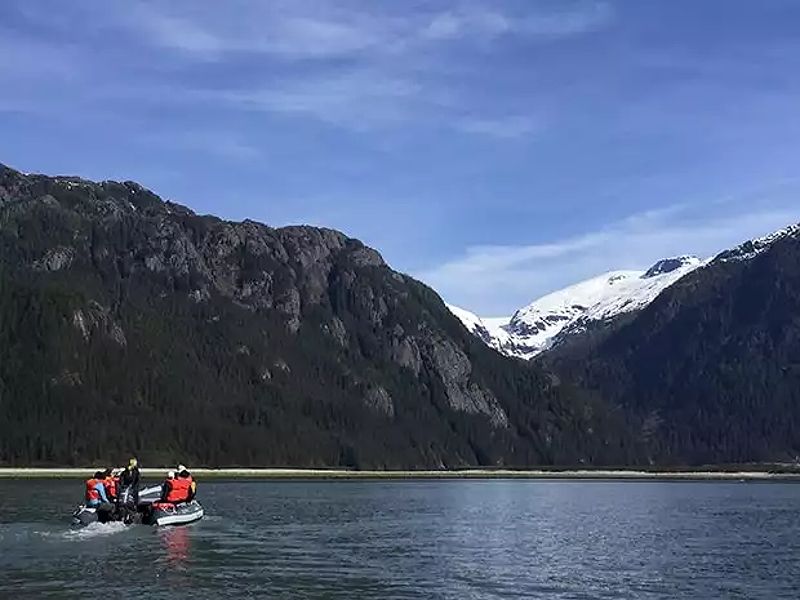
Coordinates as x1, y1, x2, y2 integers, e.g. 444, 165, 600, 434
96, 502, 115, 523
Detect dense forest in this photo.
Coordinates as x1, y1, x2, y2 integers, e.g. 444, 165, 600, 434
0, 163, 640, 467
545, 230, 800, 464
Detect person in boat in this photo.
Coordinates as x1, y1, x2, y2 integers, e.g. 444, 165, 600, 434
103, 468, 119, 502
161, 469, 193, 505
160, 470, 176, 502
118, 457, 141, 507
85, 470, 111, 508
176, 464, 197, 501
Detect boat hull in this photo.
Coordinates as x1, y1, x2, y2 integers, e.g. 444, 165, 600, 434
72, 492, 204, 527
72, 505, 98, 526
144, 500, 204, 526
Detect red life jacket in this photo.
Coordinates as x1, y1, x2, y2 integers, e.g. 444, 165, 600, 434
85, 478, 100, 502
105, 477, 118, 498
165, 477, 191, 503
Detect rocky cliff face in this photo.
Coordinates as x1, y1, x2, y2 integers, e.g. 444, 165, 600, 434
0, 164, 634, 467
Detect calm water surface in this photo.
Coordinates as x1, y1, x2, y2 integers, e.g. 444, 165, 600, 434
0, 479, 798, 598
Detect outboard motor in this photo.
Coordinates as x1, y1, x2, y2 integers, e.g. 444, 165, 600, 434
116, 487, 140, 524
72, 505, 98, 526
96, 503, 116, 523
118, 487, 132, 508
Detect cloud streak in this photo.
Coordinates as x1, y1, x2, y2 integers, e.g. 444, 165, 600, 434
134, 129, 262, 161
0, 1, 614, 138
455, 115, 545, 138
130, 1, 613, 59
210, 71, 423, 128
120, 1, 612, 135
423, 2, 613, 41
420, 197, 800, 315
130, 3, 387, 59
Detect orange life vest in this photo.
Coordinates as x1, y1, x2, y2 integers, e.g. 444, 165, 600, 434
85, 478, 100, 502
105, 476, 118, 498
165, 477, 191, 503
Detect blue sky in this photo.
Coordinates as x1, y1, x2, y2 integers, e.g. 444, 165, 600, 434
3, 1, 800, 315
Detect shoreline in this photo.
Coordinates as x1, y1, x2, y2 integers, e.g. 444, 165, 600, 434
1, 468, 799, 481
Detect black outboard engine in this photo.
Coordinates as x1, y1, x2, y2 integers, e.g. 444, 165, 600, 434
96, 503, 116, 523
116, 487, 140, 525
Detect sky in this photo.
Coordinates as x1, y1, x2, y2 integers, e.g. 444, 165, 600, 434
3, 0, 800, 315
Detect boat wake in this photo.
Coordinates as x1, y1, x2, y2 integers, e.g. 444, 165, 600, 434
60, 521, 129, 541
0, 520, 130, 567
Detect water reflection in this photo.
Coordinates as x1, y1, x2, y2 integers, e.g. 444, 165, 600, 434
159, 526, 191, 568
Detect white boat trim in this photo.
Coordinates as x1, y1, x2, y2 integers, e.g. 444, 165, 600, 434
155, 507, 204, 526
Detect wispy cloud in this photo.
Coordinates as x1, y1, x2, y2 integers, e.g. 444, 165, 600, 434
211, 71, 423, 128
133, 9, 224, 56
423, 2, 613, 41
129, 1, 613, 59
0, 29, 82, 80
135, 129, 261, 161
130, 3, 388, 60
456, 115, 544, 138
195, 70, 548, 134
420, 195, 800, 315
0, 1, 614, 137
118, 1, 612, 134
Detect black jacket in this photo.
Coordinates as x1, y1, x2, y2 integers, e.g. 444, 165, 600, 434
119, 466, 140, 490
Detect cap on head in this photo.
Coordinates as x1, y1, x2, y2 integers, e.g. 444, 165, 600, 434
177, 464, 187, 472
167, 470, 175, 479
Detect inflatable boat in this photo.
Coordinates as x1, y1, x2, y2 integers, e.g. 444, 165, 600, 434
142, 500, 204, 526
72, 485, 203, 527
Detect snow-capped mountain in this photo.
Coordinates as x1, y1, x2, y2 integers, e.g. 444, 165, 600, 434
714, 223, 800, 263
449, 255, 704, 359
445, 304, 513, 353
449, 223, 800, 360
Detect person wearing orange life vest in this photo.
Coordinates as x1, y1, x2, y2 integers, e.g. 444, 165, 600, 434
103, 468, 119, 502
161, 470, 193, 504
176, 464, 197, 501
85, 470, 110, 507
159, 470, 176, 502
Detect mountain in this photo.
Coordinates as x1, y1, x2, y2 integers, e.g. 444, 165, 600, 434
547, 223, 800, 464
0, 163, 639, 468
444, 304, 512, 353
449, 256, 702, 359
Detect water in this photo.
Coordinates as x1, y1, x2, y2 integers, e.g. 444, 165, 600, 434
1, 479, 799, 599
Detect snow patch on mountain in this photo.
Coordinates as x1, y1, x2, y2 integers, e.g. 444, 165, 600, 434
449, 255, 703, 360
714, 223, 800, 263
445, 304, 512, 352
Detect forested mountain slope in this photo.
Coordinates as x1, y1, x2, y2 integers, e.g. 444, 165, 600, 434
0, 164, 638, 467
545, 225, 800, 464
